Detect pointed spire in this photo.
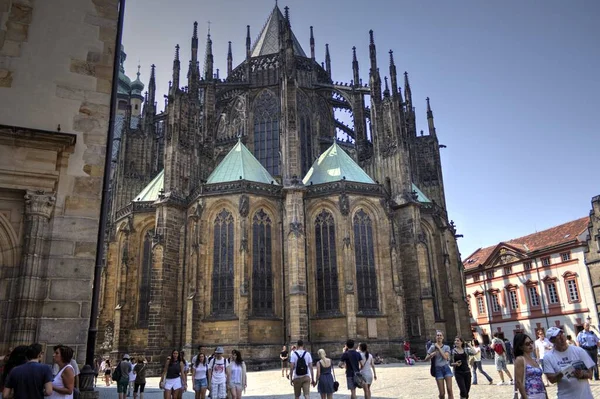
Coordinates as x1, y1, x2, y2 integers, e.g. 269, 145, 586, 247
389, 50, 398, 98
246, 25, 251, 59
404, 71, 413, 107
136, 64, 141, 80
204, 28, 213, 80
171, 45, 180, 94
191, 21, 198, 61
310, 26, 315, 60
227, 41, 233, 76
284, 6, 290, 24
368, 30, 381, 101
369, 30, 377, 71
148, 64, 156, 106
426, 97, 436, 136
383, 77, 390, 97
352, 46, 360, 87
325, 43, 331, 77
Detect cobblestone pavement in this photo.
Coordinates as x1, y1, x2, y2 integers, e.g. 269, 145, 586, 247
97, 360, 600, 398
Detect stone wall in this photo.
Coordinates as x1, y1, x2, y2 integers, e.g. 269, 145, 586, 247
587, 195, 600, 317
0, 0, 119, 363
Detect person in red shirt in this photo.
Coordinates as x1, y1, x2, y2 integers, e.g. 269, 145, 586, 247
403, 341, 411, 364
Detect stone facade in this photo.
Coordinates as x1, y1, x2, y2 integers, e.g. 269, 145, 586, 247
0, 0, 119, 364
98, 5, 470, 370
586, 195, 600, 318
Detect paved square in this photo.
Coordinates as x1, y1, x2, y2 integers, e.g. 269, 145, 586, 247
97, 360, 600, 398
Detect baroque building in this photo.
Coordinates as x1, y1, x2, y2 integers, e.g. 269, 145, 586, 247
98, 4, 469, 366
464, 217, 600, 344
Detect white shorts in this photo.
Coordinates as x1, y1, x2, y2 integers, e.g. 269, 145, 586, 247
164, 377, 182, 390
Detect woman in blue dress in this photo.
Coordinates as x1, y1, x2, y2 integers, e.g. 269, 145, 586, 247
315, 348, 335, 399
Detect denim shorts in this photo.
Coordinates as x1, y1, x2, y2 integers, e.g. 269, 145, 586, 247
193, 377, 208, 391
435, 365, 453, 380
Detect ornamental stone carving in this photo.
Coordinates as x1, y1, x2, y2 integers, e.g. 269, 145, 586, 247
339, 193, 350, 216
24, 190, 56, 219
239, 195, 249, 217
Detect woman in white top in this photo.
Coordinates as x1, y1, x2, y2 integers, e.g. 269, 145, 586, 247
191, 352, 208, 399
226, 350, 247, 399
359, 342, 377, 399
50, 345, 75, 399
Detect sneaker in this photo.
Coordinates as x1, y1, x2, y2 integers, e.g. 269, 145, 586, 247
497, 381, 505, 386
472, 382, 477, 385
509, 380, 514, 385
489, 380, 493, 385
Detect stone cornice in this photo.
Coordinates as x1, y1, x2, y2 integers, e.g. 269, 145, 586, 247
0, 124, 76, 152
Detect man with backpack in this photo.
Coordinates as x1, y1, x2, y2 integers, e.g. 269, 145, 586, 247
491, 333, 513, 385
207, 347, 228, 399
289, 340, 314, 399
339, 339, 363, 399
112, 354, 133, 399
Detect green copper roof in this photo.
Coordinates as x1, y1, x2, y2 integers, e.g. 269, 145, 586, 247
412, 183, 432, 203
302, 142, 375, 185
133, 169, 164, 202
206, 140, 278, 185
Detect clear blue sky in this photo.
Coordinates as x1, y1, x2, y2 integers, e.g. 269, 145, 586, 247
121, 0, 599, 259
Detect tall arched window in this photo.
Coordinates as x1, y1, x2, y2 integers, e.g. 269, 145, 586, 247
315, 210, 339, 313
138, 230, 153, 327
353, 209, 378, 313
253, 90, 280, 175
212, 209, 235, 315
252, 209, 273, 316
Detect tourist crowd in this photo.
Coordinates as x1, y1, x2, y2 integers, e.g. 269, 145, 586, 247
423, 321, 599, 399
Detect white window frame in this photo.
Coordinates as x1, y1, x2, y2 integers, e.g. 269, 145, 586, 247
566, 279, 579, 302
508, 290, 519, 310
476, 297, 485, 314
491, 293, 501, 312
560, 252, 571, 262
528, 286, 540, 307
547, 282, 559, 304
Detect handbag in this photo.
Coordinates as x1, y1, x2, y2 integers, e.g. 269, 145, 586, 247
332, 361, 339, 392
430, 356, 436, 377
348, 352, 366, 388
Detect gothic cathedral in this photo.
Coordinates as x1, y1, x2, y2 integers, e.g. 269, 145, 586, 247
98, 4, 470, 367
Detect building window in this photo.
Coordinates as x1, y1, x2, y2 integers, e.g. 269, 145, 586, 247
528, 286, 540, 307
506, 288, 519, 310
354, 209, 379, 313
563, 272, 581, 303
546, 282, 559, 304
560, 252, 571, 262
524, 261, 532, 270
138, 230, 153, 328
490, 293, 501, 313
252, 209, 273, 316
541, 256, 551, 266
566, 280, 579, 302
473, 274, 480, 282
486, 270, 494, 279
212, 209, 235, 315
315, 210, 339, 313
253, 90, 280, 176
135, 104, 138, 110
504, 266, 512, 275
476, 296, 486, 315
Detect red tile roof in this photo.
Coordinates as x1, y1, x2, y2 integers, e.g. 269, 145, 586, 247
463, 217, 589, 271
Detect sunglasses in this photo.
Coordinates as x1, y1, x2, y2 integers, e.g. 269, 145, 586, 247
524, 341, 534, 346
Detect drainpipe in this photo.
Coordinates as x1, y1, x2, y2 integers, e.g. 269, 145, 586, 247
86, 0, 126, 367
533, 257, 550, 329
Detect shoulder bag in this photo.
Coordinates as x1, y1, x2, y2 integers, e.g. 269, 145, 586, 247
331, 359, 339, 392
348, 352, 366, 388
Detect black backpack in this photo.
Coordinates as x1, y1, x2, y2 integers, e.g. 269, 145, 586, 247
111, 361, 122, 381
295, 351, 308, 376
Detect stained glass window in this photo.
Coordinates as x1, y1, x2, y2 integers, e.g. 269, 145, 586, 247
138, 230, 153, 327
253, 90, 280, 175
212, 209, 235, 315
315, 210, 339, 313
353, 209, 379, 312
252, 209, 273, 315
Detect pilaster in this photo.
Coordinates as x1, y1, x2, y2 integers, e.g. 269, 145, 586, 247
283, 187, 308, 341
10, 190, 55, 345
